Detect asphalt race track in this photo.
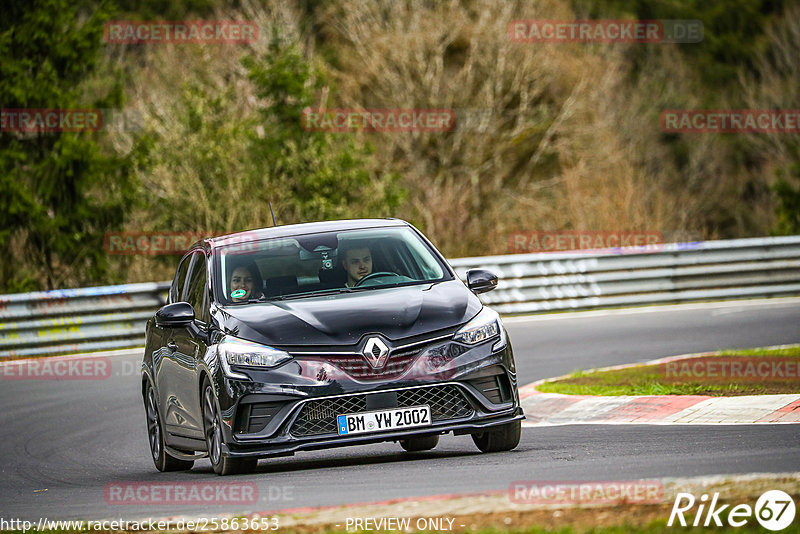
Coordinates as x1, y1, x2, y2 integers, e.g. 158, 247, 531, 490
1, 298, 799, 521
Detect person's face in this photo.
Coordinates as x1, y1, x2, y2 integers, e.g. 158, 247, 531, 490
230, 267, 255, 301
343, 248, 372, 285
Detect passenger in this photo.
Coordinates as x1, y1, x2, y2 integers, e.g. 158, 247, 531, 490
340, 245, 373, 287
228, 260, 263, 302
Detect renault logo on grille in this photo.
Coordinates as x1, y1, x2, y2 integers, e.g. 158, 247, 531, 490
362, 337, 390, 369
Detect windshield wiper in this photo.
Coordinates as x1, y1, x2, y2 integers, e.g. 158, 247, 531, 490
349, 280, 431, 292
261, 287, 354, 301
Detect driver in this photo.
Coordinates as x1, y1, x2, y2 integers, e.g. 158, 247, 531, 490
340, 245, 373, 287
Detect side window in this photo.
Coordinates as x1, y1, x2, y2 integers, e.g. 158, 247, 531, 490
184, 252, 209, 323
170, 254, 192, 303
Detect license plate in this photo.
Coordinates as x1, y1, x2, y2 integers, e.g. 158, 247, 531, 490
337, 405, 431, 436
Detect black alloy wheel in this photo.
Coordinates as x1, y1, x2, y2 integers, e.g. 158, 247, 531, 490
202, 380, 257, 476
145, 383, 194, 471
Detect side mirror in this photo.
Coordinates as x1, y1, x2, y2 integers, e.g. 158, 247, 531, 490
155, 302, 195, 327
466, 269, 498, 294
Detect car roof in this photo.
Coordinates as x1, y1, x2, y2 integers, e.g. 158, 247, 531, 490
205, 218, 411, 250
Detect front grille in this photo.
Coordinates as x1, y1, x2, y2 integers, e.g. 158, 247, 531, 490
288, 333, 456, 382
317, 348, 421, 380
398, 385, 474, 420
290, 384, 474, 437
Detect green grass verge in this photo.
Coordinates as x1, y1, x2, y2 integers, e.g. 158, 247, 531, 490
536, 345, 800, 396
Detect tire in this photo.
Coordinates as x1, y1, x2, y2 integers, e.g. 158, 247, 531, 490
471, 420, 521, 453
145, 383, 194, 472
202, 380, 257, 476
399, 434, 439, 452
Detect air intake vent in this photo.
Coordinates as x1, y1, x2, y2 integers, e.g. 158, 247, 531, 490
235, 402, 284, 434
467, 372, 512, 404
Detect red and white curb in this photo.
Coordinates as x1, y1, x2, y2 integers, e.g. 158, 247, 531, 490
519, 348, 800, 426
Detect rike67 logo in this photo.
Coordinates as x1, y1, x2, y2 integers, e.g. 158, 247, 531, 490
669, 490, 796, 531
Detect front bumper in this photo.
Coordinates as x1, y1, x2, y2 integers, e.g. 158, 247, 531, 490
211, 338, 523, 459
222, 406, 524, 459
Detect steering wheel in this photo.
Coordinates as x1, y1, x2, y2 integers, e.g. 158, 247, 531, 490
354, 271, 399, 287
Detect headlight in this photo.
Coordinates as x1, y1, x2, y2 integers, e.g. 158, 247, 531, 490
218, 338, 292, 375
454, 307, 502, 345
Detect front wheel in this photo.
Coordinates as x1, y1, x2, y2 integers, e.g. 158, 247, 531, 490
145, 383, 194, 472
202, 380, 257, 476
471, 420, 521, 453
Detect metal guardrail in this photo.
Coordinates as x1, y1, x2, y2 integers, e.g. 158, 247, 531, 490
1, 236, 799, 358
0, 282, 169, 358
450, 236, 800, 314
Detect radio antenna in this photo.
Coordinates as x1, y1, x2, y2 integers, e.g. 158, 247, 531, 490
269, 202, 277, 227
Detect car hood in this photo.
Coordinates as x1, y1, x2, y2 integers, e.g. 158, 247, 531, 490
212, 280, 482, 346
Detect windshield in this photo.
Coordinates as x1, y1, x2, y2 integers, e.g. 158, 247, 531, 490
213, 226, 452, 304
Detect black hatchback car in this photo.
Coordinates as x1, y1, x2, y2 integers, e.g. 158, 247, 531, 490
142, 219, 523, 475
